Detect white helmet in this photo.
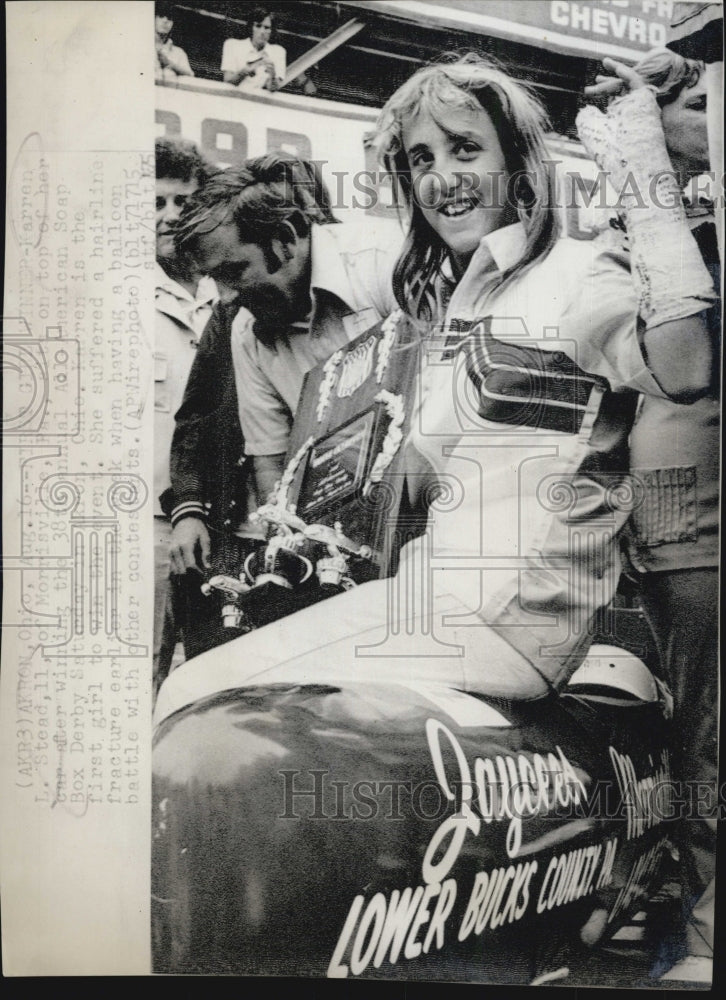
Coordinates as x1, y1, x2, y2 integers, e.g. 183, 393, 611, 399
567, 644, 658, 702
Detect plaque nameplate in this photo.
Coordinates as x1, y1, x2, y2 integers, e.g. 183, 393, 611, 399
298, 409, 377, 518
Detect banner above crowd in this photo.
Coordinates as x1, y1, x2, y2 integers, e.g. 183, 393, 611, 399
342, 0, 675, 61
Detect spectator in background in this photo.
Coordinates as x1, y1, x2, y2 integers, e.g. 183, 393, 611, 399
222, 7, 286, 93
155, 3, 194, 82
153, 136, 216, 694
668, 1, 723, 261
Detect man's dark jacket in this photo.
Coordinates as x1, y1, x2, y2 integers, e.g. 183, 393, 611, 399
163, 298, 252, 569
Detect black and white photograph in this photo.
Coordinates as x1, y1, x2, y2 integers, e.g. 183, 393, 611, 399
2, 0, 723, 988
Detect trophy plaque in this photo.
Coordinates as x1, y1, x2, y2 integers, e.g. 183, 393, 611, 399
203, 310, 421, 631
264, 309, 421, 583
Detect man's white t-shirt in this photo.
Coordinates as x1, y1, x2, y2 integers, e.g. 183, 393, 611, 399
221, 37, 286, 92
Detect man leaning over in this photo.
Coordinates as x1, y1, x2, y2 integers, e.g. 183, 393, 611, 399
170, 154, 402, 582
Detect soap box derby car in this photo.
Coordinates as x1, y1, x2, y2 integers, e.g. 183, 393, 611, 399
152, 314, 676, 982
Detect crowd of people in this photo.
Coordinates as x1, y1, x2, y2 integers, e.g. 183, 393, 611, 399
152, 3, 721, 983
155, 4, 317, 95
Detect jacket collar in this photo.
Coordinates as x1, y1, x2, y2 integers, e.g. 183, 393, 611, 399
308, 224, 358, 314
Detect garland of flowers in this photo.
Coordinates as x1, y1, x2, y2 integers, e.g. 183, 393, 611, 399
316, 349, 343, 422
269, 435, 315, 513
375, 309, 402, 384
363, 391, 405, 496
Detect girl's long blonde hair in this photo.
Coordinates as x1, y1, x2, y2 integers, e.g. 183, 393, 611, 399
373, 53, 560, 320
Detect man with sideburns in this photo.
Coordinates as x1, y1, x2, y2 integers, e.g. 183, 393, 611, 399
168, 155, 401, 583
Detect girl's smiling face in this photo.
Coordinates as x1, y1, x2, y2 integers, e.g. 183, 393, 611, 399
402, 105, 513, 276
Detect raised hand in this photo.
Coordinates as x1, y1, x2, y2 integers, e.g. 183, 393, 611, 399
584, 57, 647, 100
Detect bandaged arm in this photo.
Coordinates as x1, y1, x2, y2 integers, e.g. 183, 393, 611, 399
577, 88, 717, 401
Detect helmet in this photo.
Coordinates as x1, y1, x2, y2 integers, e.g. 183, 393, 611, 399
567, 644, 658, 702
